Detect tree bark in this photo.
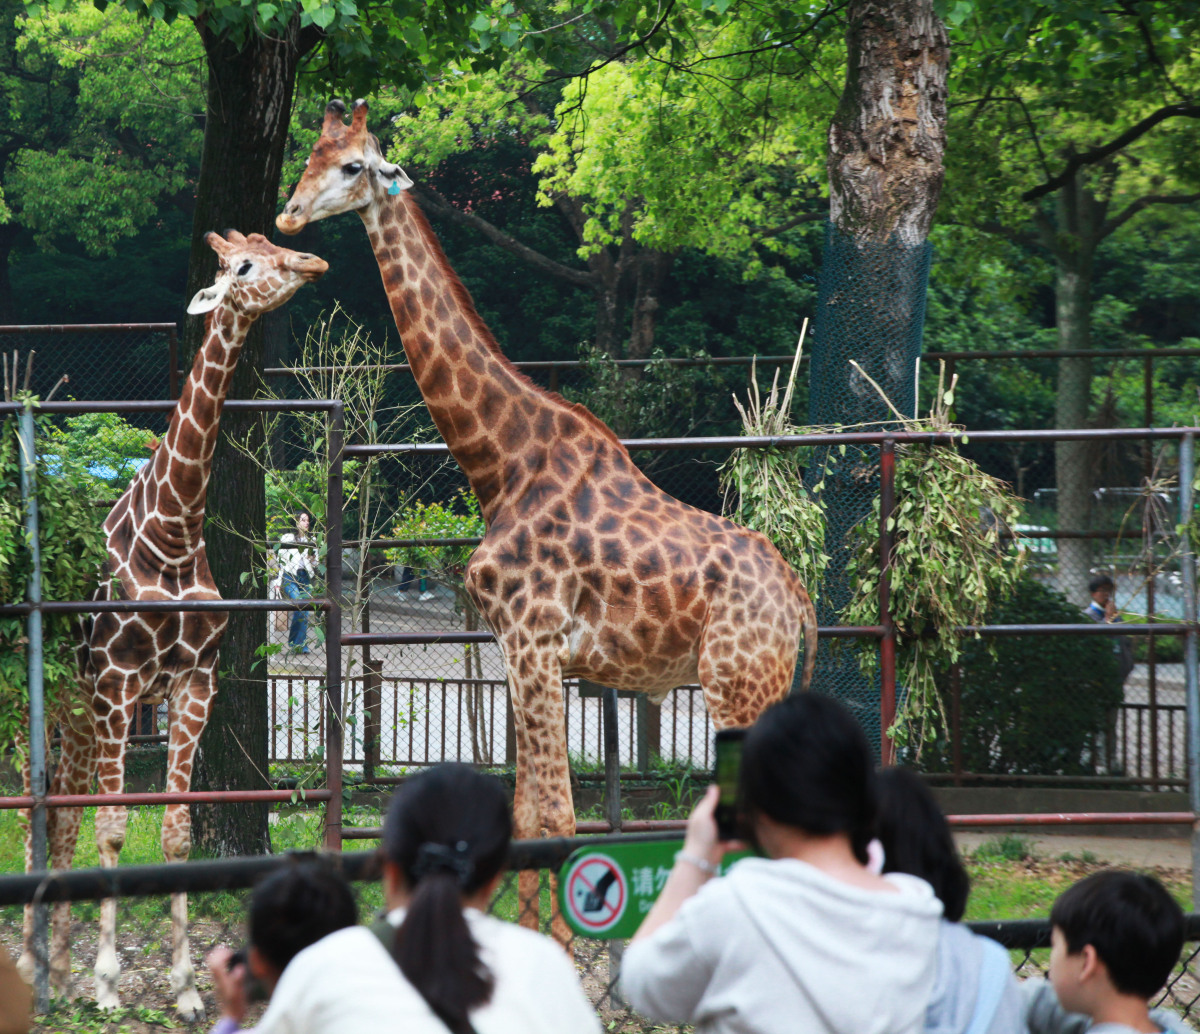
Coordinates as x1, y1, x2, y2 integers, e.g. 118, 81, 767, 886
1048, 170, 1106, 606
827, 0, 948, 244
187, 16, 314, 857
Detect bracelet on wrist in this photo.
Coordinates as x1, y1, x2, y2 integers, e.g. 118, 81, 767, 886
675, 851, 719, 876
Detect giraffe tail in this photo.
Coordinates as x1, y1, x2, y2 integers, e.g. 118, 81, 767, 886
797, 584, 818, 692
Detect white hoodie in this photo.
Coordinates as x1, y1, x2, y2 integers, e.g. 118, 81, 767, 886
621, 856, 944, 1034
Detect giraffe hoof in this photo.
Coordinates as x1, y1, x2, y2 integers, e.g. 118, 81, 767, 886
176, 987, 205, 1024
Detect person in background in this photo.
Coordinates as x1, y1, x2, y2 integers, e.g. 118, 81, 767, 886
1025, 871, 1191, 1034
377, 763, 599, 1034
278, 512, 316, 654
620, 693, 943, 1034
875, 767, 1025, 1034
206, 861, 410, 1034
1084, 573, 1135, 685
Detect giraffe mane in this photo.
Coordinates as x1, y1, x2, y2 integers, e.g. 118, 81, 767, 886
402, 191, 625, 451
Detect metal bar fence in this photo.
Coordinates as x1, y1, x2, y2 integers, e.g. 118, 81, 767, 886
3, 846, 1200, 1028
0, 400, 346, 827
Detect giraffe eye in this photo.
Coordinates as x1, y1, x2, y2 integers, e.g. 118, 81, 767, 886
237, 261, 253, 276
342, 161, 363, 176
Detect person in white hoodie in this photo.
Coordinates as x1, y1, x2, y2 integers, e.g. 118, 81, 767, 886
620, 692, 944, 1034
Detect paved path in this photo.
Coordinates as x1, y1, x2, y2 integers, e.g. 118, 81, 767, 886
954, 831, 1191, 869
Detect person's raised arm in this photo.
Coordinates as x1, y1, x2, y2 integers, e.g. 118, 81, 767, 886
631, 786, 738, 943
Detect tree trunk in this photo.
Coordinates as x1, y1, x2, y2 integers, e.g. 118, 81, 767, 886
627, 250, 674, 362
807, 0, 948, 740
187, 17, 309, 857
1050, 173, 1105, 606
827, 0, 948, 245
0, 223, 17, 324
814, 0, 948, 426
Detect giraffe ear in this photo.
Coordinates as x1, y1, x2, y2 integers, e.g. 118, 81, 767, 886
379, 162, 413, 192
187, 278, 230, 315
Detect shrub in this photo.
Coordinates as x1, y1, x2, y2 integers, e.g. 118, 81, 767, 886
917, 576, 1123, 776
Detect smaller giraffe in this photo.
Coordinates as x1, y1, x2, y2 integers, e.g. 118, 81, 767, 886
18, 231, 327, 1019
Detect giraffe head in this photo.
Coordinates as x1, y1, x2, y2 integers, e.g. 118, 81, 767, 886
276, 99, 412, 235
187, 230, 329, 316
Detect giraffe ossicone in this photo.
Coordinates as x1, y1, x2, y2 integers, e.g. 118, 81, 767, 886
18, 230, 327, 1018
279, 99, 817, 940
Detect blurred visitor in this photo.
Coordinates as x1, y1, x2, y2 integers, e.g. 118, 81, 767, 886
279, 512, 316, 655
620, 693, 943, 1034
1025, 870, 1188, 1034
875, 766, 1024, 1034
1084, 574, 1135, 685
206, 861, 406, 1034
377, 763, 599, 1034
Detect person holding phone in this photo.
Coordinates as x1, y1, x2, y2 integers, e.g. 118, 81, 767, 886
620, 693, 943, 1034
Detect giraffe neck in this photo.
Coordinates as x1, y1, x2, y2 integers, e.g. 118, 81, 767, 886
360, 192, 568, 517
141, 306, 248, 526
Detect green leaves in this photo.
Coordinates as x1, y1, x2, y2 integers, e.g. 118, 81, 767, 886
0, 407, 109, 762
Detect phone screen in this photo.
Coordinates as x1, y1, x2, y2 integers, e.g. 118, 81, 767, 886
713, 729, 746, 841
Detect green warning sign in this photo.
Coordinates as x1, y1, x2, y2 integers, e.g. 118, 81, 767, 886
558, 839, 748, 940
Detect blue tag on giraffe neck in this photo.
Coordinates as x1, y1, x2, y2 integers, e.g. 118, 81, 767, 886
388, 180, 401, 195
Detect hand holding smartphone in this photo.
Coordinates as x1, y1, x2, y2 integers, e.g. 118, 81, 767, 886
713, 728, 746, 842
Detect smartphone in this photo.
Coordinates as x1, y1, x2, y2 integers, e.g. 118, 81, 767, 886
713, 728, 747, 842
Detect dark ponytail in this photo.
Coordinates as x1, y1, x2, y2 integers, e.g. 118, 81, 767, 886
384, 764, 511, 1034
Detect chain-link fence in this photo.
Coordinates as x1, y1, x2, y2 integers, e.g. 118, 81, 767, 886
2, 845, 1200, 1030
0, 325, 179, 431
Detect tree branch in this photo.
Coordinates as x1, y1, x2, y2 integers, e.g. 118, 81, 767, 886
754, 210, 828, 237
1099, 192, 1200, 240
1022, 103, 1200, 203
412, 185, 597, 290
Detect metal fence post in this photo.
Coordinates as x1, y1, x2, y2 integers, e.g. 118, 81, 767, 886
602, 684, 623, 1005
1180, 433, 1200, 909
879, 437, 897, 766
19, 402, 49, 1013
324, 402, 345, 852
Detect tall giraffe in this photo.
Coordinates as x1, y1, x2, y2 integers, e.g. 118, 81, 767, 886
18, 231, 327, 1017
278, 100, 816, 932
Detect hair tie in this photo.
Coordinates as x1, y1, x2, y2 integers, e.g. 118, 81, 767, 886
413, 841, 474, 887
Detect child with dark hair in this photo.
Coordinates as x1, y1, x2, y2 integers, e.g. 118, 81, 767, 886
379, 762, 598, 1034
205, 861, 410, 1034
621, 693, 943, 1034
875, 767, 1025, 1034
1026, 871, 1190, 1034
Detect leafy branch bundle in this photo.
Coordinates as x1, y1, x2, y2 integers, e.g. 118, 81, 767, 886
841, 365, 1026, 747
719, 322, 834, 604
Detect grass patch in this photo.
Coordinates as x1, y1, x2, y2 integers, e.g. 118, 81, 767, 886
964, 854, 1191, 923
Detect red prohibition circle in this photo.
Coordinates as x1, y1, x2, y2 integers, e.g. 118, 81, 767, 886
565, 854, 627, 933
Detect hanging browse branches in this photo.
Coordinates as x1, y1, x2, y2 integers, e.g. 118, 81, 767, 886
724, 337, 1028, 749
719, 322, 834, 605
840, 363, 1026, 748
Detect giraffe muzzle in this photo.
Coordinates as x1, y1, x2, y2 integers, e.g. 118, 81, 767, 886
276, 202, 308, 236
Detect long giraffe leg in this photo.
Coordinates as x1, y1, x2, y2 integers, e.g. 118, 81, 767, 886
46, 707, 98, 993
505, 643, 573, 944
161, 676, 213, 1023
92, 679, 137, 1011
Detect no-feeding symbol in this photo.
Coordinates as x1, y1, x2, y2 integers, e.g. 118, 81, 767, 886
564, 852, 627, 934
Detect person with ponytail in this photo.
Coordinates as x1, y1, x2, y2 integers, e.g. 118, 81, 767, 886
380, 763, 598, 1034
620, 692, 944, 1034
